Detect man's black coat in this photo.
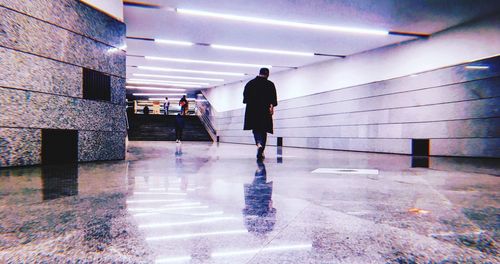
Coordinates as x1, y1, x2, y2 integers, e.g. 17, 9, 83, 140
243, 76, 278, 133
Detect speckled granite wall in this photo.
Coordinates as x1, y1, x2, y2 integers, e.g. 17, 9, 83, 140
0, 6, 125, 77
0, 128, 41, 167
78, 131, 126, 162
0, 0, 125, 47
0, 47, 82, 97
0, 1, 126, 167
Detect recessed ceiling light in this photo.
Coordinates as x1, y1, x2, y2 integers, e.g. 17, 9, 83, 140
150, 38, 342, 57
145, 229, 247, 241
211, 44, 314, 56
145, 56, 272, 68
127, 80, 202, 88
155, 39, 194, 46
138, 66, 246, 76
129, 78, 210, 85
133, 93, 187, 96
133, 73, 224, 82
126, 86, 186, 92
176, 8, 388, 35
148, 97, 195, 101
465, 65, 489, 70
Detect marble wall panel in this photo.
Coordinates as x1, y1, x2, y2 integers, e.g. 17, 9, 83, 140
0, 89, 126, 132
275, 78, 500, 119
277, 56, 500, 111
0, 128, 40, 167
271, 119, 500, 139
431, 138, 500, 157
78, 131, 126, 162
0, 47, 82, 97
401, 118, 500, 139
387, 97, 499, 123
0, 0, 125, 47
218, 97, 499, 134
0, 7, 125, 77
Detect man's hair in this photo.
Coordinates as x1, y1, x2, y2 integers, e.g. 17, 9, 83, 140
259, 68, 269, 76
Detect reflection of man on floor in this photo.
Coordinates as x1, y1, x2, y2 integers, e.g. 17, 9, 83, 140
242, 160, 276, 234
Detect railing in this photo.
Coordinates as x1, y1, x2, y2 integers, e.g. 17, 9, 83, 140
195, 94, 217, 142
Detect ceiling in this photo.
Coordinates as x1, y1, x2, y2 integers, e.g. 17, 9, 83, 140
124, 0, 500, 100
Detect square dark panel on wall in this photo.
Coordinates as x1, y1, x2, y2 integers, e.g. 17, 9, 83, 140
42, 129, 78, 164
412, 139, 429, 156
83, 68, 111, 101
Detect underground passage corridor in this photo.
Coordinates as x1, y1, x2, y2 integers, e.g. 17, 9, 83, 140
0, 0, 499, 263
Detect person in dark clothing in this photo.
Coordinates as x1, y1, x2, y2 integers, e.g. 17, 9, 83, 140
179, 95, 188, 115
175, 113, 185, 143
243, 68, 278, 160
143, 105, 150, 115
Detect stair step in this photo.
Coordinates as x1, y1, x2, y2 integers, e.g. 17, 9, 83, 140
127, 114, 212, 142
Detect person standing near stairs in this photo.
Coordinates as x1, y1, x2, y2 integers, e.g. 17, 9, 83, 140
175, 113, 185, 143
163, 97, 170, 115
179, 95, 189, 115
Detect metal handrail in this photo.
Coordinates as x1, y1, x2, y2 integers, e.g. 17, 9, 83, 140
196, 108, 217, 141
194, 95, 217, 142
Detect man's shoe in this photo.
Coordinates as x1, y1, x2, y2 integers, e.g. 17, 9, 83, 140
256, 144, 264, 160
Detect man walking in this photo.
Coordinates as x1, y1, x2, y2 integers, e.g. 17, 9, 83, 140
243, 68, 277, 160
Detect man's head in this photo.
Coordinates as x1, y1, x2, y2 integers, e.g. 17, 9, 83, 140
259, 68, 270, 78
165, 97, 168, 100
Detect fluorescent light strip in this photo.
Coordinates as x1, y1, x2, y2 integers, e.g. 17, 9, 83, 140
149, 188, 168, 191
465, 65, 489, 70
211, 244, 312, 257
311, 168, 379, 175
149, 97, 196, 101
134, 73, 224, 82
155, 39, 194, 46
126, 199, 185, 204
155, 256, 191, 263
211, 44, 313, 57
138, 66, 246, 76
129, 78, 209, 85
133, 212, 160, 217
127, 81, 202, 88
129, 205, 209, 212
129, 202, 202, 211
139, 217, 237, 228
126, 86, 186, 92
145, 56, 272, 68
146, 229, 247, 241
134, 192, 187, 195
176, 8, 388, 35
187, 211, 224, 216
133, 93, 186, 96
148, 97, 191, 101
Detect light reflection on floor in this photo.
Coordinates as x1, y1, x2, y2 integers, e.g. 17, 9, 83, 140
0, 141, 498, 263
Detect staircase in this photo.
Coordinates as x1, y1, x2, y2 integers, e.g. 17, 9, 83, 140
127, 114, 212, 141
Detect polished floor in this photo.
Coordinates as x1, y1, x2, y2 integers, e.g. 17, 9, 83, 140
0, 142, 498, 263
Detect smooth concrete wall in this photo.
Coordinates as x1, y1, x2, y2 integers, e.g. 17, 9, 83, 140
207, 14, 500, 158
0, 0, 127, 167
